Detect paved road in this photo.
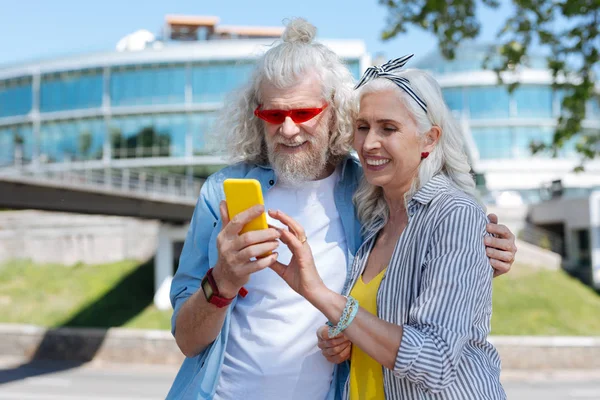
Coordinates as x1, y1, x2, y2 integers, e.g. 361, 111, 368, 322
1, 358, 599, 399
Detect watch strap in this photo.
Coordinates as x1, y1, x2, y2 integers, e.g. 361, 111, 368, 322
202, 268, 248, 308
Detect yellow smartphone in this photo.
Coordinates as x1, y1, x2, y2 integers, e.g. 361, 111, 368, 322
223, 178, 268, 234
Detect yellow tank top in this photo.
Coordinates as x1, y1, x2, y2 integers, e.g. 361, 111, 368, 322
349, 268, 386, 400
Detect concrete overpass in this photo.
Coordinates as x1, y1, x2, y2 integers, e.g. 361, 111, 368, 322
0, 167, 204, 308
0, 170, 198, 224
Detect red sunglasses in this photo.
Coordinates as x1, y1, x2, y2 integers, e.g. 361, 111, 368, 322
254, 104, 328, 124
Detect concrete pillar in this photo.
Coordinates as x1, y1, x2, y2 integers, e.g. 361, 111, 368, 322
154, 223, 189, 310
154, 224, 174, 310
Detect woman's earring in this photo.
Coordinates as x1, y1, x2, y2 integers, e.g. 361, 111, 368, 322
421, 152, 430, 159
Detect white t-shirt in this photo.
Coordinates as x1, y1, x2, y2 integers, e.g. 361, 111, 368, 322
214, 169, 348, 400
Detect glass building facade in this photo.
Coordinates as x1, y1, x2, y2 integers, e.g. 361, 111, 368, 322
416, 45, 600, 203
0, 43, 364, 168
441, 85, 582, 160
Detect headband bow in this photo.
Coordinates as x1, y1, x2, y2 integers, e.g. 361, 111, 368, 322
354, 54, 427, 112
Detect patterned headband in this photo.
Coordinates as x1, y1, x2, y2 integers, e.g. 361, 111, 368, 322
354, 54, 427, 112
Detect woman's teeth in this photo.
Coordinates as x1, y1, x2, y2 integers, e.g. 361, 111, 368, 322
366, 158, 390, 166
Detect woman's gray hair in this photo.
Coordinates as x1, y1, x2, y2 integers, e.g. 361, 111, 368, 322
353, 69, 481, 234
214, 18, 356, 165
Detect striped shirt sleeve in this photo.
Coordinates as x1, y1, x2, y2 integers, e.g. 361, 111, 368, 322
393, 203, 493, 393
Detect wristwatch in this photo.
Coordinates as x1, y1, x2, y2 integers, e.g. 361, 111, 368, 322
201, 268, 248, 308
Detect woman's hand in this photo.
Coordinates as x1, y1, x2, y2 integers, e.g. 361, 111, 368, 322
317, 325, 352, 364
267, 209, 328, 303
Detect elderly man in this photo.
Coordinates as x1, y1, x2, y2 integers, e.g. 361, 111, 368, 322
167, 18, 517, 400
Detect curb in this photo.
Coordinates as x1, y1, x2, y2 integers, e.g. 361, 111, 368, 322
489, 336, 600, 370
1, 324, 599, 369
0, 324, 184, 365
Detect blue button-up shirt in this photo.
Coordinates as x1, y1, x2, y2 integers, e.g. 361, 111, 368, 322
167, 156, 363, 400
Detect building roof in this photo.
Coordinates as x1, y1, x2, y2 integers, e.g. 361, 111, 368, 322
214, 25, 285, 38
0, 39, 367, 80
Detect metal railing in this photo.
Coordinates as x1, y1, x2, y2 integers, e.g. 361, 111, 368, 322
0, 165, 204, 202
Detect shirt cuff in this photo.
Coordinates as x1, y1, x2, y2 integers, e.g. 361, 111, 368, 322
170, 291, 193, 336
394, 324, 425, 377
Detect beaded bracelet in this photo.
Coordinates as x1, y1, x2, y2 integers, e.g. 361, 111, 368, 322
327, 296, 359, 338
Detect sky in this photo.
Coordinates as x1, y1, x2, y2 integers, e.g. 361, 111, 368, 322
0, 0, 514, 66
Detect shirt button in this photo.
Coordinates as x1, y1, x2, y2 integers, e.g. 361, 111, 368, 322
269, 179, 275, 186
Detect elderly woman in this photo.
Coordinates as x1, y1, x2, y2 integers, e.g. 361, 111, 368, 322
268, 56, 506, 399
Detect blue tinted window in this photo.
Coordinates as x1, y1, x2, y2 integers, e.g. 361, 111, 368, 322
75, 119, 105, 160
40, 122, 62, 162
0, 125, 32, 165
0, 125, 31, 165
471, 127, 513, 159
190, 113, 217, 154
192, 62, 255, 103
110, 113, 188, 158
0, 127, 12, 165
467, 86, 510, 119
442, 88, 464, 112
472, 126, 573, 160
155, 114, 186, 157
344, 60, 361, 80
16, 124, 33, 163
514, 85, 553, 118
111, 65, 186, 107
553, 88, 573, 117
0, 78, 32, 117
512, 126, 553, 158
40, 119, 103, 162
40, 70, 103, 112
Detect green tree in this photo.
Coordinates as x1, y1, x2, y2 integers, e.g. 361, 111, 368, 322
380, 0, 600, 165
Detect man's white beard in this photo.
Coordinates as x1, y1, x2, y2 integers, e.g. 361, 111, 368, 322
267, 133, 329, 186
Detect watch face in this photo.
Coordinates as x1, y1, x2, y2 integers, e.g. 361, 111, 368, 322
202, 279, 214, 299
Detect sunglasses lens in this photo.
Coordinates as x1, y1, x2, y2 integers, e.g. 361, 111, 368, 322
258, 110, 286, 124
290, 109, 321, 123
255, 105, 327, 124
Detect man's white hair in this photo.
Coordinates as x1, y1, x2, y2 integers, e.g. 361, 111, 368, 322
213, 18, 356, 165
353, 69, 482, 234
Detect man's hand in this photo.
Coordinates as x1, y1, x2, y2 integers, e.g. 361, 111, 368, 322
317, 325, 352, 364
212, 201, 280, 297
485, 213, 518, 277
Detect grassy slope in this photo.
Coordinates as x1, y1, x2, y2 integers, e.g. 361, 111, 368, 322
1, 260, 599, 335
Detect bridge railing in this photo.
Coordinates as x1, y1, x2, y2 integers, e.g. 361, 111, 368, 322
0, 165, 203, 202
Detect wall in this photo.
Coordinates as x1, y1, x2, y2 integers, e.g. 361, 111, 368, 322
0, 210, 159, 265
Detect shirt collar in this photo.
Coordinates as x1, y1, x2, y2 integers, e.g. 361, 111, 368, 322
410, 174, 451, 206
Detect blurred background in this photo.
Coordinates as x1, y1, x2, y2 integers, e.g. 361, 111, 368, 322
0, 0, 599, 399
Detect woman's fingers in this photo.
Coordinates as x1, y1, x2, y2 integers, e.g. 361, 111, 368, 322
275, 224, 305, 253
269, 260, 288, 277
324, 344, 352, 364
322, 341, 351, 357
268, 209, 306, 242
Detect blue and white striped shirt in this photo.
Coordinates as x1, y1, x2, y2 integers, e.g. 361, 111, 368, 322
341, 174, 506, 399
